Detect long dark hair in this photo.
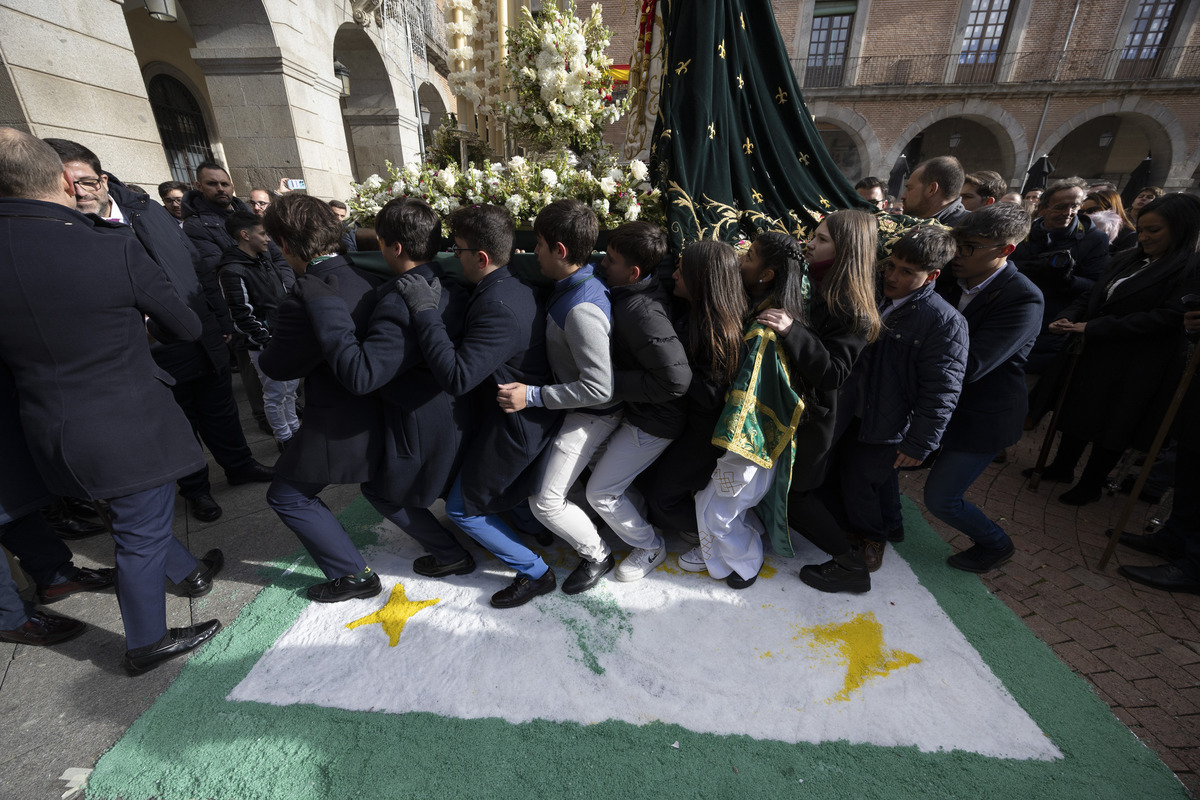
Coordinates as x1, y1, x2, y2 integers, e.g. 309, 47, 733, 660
1137, 193, 1200, 259
752, 232, 806, 321
679, 241, 747, 385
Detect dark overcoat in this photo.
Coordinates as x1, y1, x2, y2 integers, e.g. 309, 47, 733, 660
260, 255, 385, 485
0, 199, 205, 499
0, 363, 52, 524
409, 265, 563, 515
779, 296, 870, 493
935, 263, 1044, 454
107, 177, 231, 377
306, 263, 472, 505
1052, 249, 1196, 452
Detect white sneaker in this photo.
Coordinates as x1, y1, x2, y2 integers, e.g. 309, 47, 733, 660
677, 545, 708, 573
615, 544, 666, 582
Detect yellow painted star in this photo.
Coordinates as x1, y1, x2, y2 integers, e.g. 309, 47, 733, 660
742, 138, 754, 155
751, 188, 764, 203
675, 59, 691, 75
797, 152, 811, 166
736, 74, 745, 89
707, 123, 716, 139
346, 582, 440, 647
718, 40, 726, 59
775, 87, 788, 105
797, 612, 920, 701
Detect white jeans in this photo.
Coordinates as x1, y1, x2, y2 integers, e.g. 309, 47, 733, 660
585, 420, 673, 551
250, 350, 300, 441
695, 451, 772, 581
531, 411, 622, 563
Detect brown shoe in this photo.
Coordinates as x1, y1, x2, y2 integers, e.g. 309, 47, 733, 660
37, 566, 116, 604
861, 541, 885, 573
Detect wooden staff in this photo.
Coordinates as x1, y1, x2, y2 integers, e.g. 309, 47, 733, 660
1099, 340, 1200, 570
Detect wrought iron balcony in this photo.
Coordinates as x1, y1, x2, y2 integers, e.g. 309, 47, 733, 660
794, 45, 1200, 89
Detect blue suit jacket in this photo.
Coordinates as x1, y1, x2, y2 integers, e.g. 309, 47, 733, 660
935, 263, 1044, 454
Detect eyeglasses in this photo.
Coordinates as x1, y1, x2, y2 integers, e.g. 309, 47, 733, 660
162, 197, 183, 205
250, 200, 270, 209
73, 178, 102, 190
954, 242, 1007, 257
451, 246, 481, 256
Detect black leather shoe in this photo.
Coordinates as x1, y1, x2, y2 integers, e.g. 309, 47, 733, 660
726, 571, 757, 590
947, 540, 1015, 573
799, 554, 871, 593
886, 525, 906, 543
0, 610, 86, 646
306, 573, 382, 603
225, 461, 274, 486
1118, 563, 1200, 595
37, 567, 116, 604
1058, 484, 1102, 506
1109, 529, 1182, 561
176, 549, 225, 598
491, 567, 556, 608
187, 494, 223, 523
561, 554, 615, 595
413, 554, 476, 578
41, 504, 107, 540
123, 619, 222, 675
60, 496, 106, 520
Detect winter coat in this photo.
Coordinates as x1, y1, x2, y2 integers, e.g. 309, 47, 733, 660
217, 245, 289, 349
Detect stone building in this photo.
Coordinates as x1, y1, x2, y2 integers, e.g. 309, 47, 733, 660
0, 0, 454, 202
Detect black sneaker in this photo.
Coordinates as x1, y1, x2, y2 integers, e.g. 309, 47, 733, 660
947, 540, 1015, 574
799, 555, 871, 593
306, 573, 382, 603
491, 568, 556, 609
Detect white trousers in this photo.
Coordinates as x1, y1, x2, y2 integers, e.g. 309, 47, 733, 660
531, 411, 622, 563
585, 420, 673, 551
695, 450, 772, 581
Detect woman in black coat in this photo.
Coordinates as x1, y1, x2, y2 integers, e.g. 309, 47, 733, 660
1039, 193, 1200, 505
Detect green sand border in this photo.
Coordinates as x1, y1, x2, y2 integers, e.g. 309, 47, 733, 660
85, 497, 1185, 800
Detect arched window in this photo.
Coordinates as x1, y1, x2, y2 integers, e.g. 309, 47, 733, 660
147, 74, 215, 183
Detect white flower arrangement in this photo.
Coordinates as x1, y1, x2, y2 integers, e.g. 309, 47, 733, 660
347, 155, 662, 232
499, 1, 632, 154
446, 1, 502, 115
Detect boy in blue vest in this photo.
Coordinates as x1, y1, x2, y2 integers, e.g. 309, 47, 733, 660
496, 199, 620, 595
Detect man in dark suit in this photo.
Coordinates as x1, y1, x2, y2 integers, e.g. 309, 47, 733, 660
260, 194, 387, 603
394, 204, 565, 608
0, 128, 223, 673
928, 202, 1044, 573
46, 140, 274, 524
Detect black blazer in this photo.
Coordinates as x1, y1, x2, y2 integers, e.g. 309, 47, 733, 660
935, 263, 1044, 454
260, 255, 386, 485
409, 265, 563, 516
306, 262, 473, 506
0, 199, 205, 499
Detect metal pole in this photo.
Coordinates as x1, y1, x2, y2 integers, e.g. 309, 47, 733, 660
1026, 0, 1082, 174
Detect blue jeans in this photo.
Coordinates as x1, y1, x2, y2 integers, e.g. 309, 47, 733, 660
445, 476, 548, 580
0, 547, 31, 630
923, 449, 1011, 549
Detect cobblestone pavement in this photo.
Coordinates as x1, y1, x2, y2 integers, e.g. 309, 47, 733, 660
899, 423, 1198, 797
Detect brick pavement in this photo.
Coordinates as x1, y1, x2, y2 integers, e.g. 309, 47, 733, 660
899, 423, 1199, 797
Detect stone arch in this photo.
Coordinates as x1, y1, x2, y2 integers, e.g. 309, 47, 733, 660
1035, 98, 1185, 190
807, 101, 884, 181
417, 81, 449, 147
884, 101, 1027, 189
334, 22, 403, 182
140, 61, 226, 177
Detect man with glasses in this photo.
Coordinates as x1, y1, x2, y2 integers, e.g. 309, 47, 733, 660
46, 140, 274, 523
158, 181, 188, 225
248, 187, 273, 214
1010, 177, 1110, 373
926, 203, 1044, 574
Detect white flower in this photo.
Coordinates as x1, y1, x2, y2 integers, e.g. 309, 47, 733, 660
508, 155, 527, 171
625, 202, 641, 221
591, 198, 609, 215
506, 194, 525, 214
540, 169, 559, 188
598, 176, 617, 195
532, 113, 548, 127
403, 163, 421, 180
436, 171, 457, 192
629, 159, 648, 182
363, 174, 383, 191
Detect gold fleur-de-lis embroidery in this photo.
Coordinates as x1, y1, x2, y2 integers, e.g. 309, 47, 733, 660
675, 59, 691, 75
775, 87, 788, 105
819, 195, 832, 208
718, 40, 726, 59
736, 74, 745, 89
743, 138, 754, 155
797, 152, 811, 165
707, 123, 716, 139
751, 189, 764, 204
740, 12, 746, 29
